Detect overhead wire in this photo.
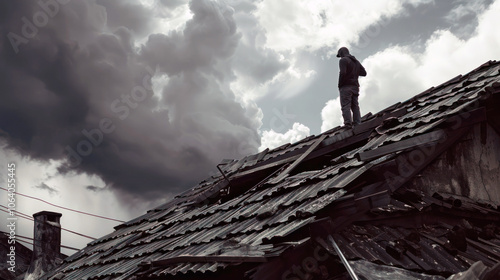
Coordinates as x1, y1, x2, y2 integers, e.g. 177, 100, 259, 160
0, 187, 125, 223
1, 205, 34, 220
1, 204, 96, 240
1, 231, 81, 251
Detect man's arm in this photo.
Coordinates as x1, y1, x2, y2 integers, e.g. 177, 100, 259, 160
359, 62, 367, 77
338, 58, 348, 87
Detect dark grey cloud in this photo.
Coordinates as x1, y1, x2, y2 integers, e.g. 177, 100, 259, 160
34, 183, 59, 195
0, 0, 260, 200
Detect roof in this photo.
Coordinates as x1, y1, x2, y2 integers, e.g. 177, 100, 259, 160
0, 233, 33, 279
42, 60, 500, 280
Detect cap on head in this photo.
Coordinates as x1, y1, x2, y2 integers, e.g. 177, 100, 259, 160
336, 47, 350, 58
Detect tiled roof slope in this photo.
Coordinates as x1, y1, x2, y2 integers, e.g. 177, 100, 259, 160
42, 61, 500, 280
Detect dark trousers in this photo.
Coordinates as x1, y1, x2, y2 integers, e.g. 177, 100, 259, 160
339, 85, 361, 126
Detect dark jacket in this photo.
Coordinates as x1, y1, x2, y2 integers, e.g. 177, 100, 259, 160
338, 51, 367, 88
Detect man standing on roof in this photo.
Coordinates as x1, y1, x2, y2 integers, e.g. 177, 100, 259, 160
337, 47, 367, 127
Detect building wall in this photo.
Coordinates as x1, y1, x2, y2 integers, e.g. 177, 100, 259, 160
407, 123, 500, 204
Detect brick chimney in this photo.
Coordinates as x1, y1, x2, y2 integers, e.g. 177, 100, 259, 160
24, 211, 63, 280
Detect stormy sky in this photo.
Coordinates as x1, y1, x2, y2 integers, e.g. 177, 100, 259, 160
1, 0, 500, 253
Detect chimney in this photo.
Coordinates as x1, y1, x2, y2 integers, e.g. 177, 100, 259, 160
24, 211, 63, 280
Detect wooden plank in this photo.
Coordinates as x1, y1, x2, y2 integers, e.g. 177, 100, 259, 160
235, 130, 371, 180
235, 154, 300, 178
268, 134, 327, 184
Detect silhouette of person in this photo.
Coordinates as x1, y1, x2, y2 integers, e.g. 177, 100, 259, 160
336, 47, 367, 127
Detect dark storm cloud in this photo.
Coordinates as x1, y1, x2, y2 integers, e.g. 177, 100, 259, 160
0, 0, 260, 199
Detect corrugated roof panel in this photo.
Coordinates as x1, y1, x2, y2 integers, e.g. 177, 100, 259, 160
440, 98, 478, 117
62, 252, 101, 272
258, 217, 316, 245
94, 260, 125, 277
244, 216, 272, 233
157, 209, 189, 227
159, 263, 185, 276
175, 206, 207, 222
195, 211, 226, 230
281, 187, 313, 207
294, 189, 347, 216
198, 224, 229, 243
212, 221, 244, 240
228, 217, 257, 235
217, 209, 240, 224
191, 228, 217, 245
244, 188, 272, 204
154, 262, 229, 276
317, 165, 370, 193
288, 182, 322, 203
238, 202, 263, 219
219, 192, 253, 211
185, 215, 212, 232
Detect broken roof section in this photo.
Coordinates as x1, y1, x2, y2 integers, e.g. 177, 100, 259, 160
42, 60, 500, 280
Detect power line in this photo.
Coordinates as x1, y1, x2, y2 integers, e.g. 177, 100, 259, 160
0, 205, 34, 220
17, 237, 81, 252
0, 187, 125, 223
61, 224, 96, 240
0, 207, 32, 221
0, 231, 81, 251
1, 205, 96, 240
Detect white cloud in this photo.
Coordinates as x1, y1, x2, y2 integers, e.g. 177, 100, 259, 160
359, 46, 422, 114
260, 122, 310, 150
320, 0, 500, 131
255, 0, 407, 53
321, 98, 343, 132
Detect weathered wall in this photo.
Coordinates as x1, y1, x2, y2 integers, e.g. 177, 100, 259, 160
407, 123, 500, 204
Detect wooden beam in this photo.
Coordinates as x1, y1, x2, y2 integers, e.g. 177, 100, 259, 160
235, 131, 371, 180
267, 134, 327, 184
